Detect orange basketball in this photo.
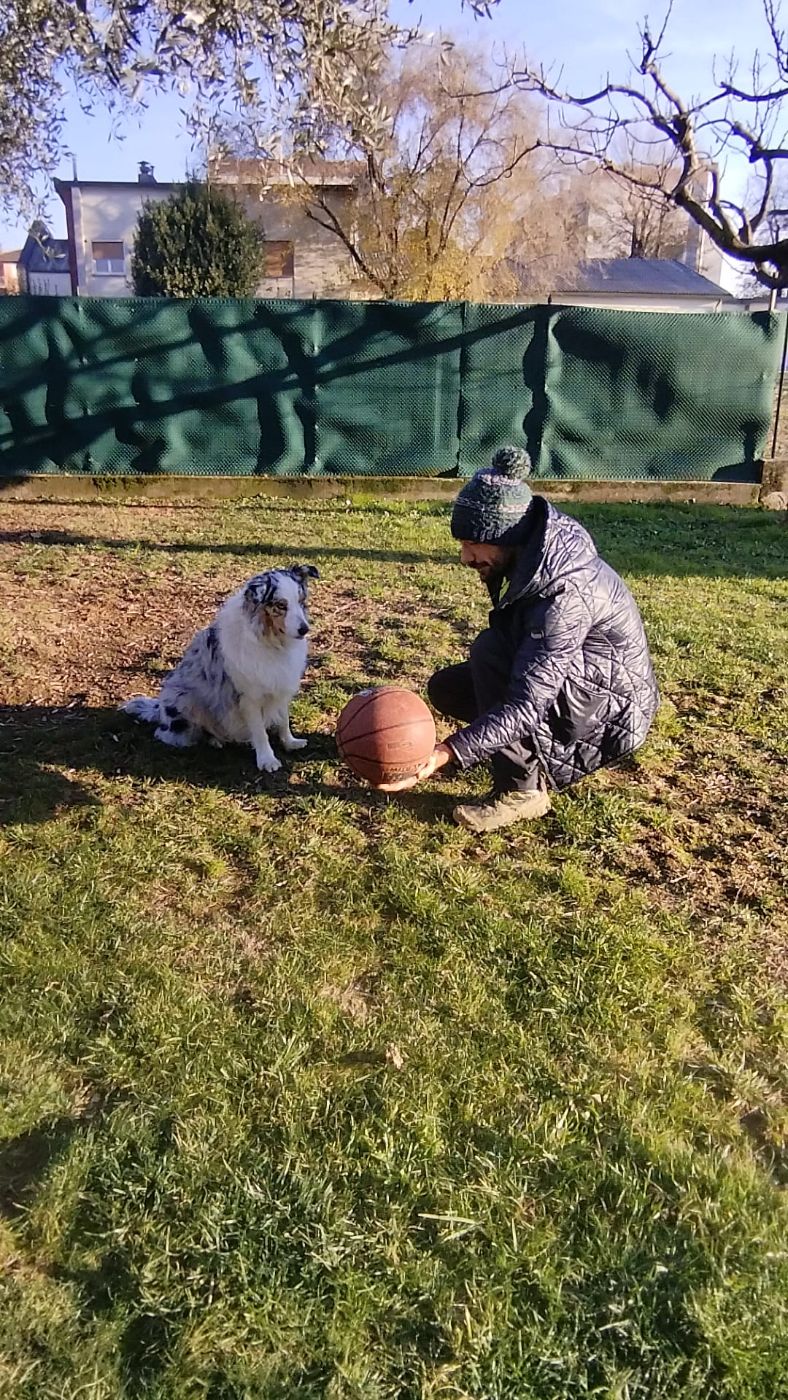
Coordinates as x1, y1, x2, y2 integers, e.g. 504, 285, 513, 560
336, 687, 437, 787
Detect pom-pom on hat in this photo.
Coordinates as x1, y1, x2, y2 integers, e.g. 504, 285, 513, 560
450, 445, 533, 543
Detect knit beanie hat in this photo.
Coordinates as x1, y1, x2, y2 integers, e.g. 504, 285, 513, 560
450, 445, 533, 543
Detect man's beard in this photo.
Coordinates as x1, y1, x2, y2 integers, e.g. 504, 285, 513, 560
473, 561, 506, 584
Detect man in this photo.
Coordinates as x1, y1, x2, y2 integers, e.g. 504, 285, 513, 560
378, 445, 660, 833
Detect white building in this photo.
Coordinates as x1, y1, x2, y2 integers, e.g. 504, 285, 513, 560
577, 167, 727, 288
210, 156, 363, 299
504, 255, 731, 313
54, 166, 177, 296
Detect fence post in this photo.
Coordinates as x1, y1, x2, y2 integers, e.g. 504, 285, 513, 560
770, 311, 788, 458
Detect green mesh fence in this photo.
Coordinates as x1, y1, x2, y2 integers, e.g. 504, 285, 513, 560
0, 296, 780, 479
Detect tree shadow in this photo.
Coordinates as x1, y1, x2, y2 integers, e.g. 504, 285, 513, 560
682, 1056, 788, 1186
55, 1235, 178, 1388
559, 502, 787, 581
0, 299, 491, 477
0, 1118, 80, 1219
0, 704, 458, 829
0, 501, 784, 580
0, 527, 454, 567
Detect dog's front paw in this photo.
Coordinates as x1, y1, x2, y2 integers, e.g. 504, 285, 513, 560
283, 736, 308, 752
256, 753, 282, 773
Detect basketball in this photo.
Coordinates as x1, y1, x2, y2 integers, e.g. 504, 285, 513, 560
336, 686, 437, 787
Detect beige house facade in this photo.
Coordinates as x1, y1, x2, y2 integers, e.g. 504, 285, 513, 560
211, 157, 362, 299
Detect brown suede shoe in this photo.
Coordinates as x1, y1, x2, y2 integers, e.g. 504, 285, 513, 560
453, 786, 552, 833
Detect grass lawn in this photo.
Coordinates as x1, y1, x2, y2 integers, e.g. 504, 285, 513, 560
0, 497, 786, 1400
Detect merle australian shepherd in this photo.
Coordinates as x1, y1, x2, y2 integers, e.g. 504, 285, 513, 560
121, 565, 318, 772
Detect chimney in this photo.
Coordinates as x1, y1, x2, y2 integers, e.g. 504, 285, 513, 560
678, 165, 725, 284
138, 162, 157, 185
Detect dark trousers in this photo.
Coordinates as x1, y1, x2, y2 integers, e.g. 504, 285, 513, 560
427, 628, 543, 794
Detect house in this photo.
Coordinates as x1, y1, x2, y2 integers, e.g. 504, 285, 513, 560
0, 249, 23, 295
506, 168, 731, 311
18, 223, 71, 295
54, 158, 364, 298
54, 164, 178, 296
211, 156, 365, 298
543, 258, 732, 313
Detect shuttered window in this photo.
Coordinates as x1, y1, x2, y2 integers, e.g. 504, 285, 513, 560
262, 241, 294, 277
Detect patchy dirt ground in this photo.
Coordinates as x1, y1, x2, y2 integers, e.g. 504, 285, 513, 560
0, 504, 380, 709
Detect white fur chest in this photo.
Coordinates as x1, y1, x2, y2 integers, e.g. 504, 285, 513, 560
216, 594, 308, 703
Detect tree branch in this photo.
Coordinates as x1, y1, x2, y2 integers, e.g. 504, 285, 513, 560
507, 0, 788, 285
302, 188, 386, 293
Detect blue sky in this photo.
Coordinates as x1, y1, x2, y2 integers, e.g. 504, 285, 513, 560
0, 0, 775, 253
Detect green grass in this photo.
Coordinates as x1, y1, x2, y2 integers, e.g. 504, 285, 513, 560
0, 500, 787, 1399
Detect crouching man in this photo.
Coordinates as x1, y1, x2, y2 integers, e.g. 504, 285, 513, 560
378, 446, 660, 833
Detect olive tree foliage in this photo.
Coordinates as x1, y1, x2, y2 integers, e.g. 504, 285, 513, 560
0, 0, 498, 219
508, 0, 788, 287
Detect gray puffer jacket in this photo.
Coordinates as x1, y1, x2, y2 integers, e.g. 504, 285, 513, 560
449, 497, 660, 790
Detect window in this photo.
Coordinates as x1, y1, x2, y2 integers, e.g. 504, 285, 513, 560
262, 241, 294, 278
92, 240, 125, 275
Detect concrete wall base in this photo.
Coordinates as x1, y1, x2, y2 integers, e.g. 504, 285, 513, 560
761, 458, 788, 495
0, 474, 768, 507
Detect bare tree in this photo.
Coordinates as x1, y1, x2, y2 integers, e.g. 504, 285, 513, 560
505, 0, 788, 288
582, 152, 690, 260
223, 42, 584, 300
0, 0, 496, 220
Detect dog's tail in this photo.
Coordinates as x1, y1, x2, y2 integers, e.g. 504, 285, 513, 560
120, 696, 159, 725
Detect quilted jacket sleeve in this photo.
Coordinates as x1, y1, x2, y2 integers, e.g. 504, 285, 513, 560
449, 586, 593, 770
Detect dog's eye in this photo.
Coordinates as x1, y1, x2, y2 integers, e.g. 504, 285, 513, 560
271, 600, 287, 613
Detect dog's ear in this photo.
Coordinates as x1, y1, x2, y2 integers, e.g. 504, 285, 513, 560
243, 572, 276, 612
289, 564, 319, 585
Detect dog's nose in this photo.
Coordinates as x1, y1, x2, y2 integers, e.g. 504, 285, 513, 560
298, 623, 310, 637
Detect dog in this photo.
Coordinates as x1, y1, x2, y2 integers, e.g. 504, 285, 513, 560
121, 565, 319, 772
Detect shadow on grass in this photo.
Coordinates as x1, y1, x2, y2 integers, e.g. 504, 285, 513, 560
57, 1227, 177, 1387
0, 704, 456, 829
0, 1089, 184, 1390
0, 528, 455, 568
0, 503, 785, 579
683, 1050, 788, 1186
0, 1118, 80, 1219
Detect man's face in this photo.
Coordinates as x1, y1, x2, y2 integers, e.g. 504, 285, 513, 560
459, 540, 514, 584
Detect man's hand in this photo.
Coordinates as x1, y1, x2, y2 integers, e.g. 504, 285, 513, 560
374, 742, 454, 793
